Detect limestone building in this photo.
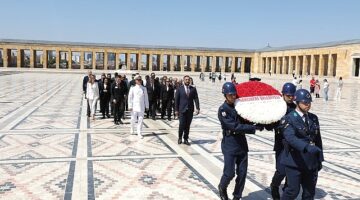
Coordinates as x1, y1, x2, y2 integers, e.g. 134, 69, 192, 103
0, 39, 359, 78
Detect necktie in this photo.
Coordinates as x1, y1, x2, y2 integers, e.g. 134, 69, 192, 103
186, 86, 189, 96
304, 114, 309, 128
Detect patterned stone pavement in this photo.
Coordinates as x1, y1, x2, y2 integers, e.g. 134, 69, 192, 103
0, 71, 359, 200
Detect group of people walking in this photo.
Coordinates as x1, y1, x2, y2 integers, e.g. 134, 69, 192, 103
218, 82, 324, 200
82, 71, 200, 141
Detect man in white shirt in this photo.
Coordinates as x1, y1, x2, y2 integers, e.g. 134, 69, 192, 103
128, 75, 149, 139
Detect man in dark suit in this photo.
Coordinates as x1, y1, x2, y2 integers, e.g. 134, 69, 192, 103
175, 75, 200, 145
111, 75, 127, 125
83, 70, 92, 117
146, 77, 160, 120
160, 79, 174, 121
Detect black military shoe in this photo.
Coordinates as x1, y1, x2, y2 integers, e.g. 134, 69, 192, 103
184, 140, 191, 145
270, 184, 280, 200
232, 198, 240, 200
218, 184, 228, 200
178, 139, 182, 144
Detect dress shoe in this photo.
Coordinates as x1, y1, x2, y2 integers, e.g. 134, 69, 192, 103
218, 184, 228, 200
270, 184, 280, 200
167, 118, 171, 121
152, 117, 156, 120
119, 120, 124, 124
232, 198, 240, 200
178, 139, 182, 144
184, 140, 190, 145
101, 116, 105, 119
106, 114, 111, 118
161, 116, 165, 120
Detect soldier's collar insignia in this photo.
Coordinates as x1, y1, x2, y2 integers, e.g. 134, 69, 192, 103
281, 119, 285, 124
222, 112, 227, 117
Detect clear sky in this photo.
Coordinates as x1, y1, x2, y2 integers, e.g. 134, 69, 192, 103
1, 0, 359, 49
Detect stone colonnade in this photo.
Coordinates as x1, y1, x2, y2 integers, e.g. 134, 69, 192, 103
0, 44, 253, 73
260, 54, 338, 77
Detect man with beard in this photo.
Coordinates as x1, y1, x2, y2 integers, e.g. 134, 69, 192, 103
175, 75, 200, 145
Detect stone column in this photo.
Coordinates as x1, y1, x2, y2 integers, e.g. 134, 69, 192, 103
282, 57, 286, 74
230, 56, 236, 73
303, 55, 308, 76
265, 57, 270, 73
288, 56, 293, 74
170, 55, 174, 71
17, 49, 22, 68
136, 53, 141, 71
115, 53, 120, 70
295, 56, 300, 75
56, 49, 61, 69
220, 56, 225, 73
310, 55, 315, 76
190, 55, 196, 72
126, 53, 130, 69
328, 54, 334, 76
92, 51, 96, 70
30, 49, 34, 68
104, 51, 108, 70
319, 54, 324, 77
68, 50, 73, 69
276, 57, 281, 74
3, 48, 8, 68
270, 57, 275, 74
211, 56, 216, 72
241, 57, 246, 73
148, 54, 152, 71
180, 55, 185, 72
159, 54, 164, 71
43, 49, 48, 69
80, 51, 85, 69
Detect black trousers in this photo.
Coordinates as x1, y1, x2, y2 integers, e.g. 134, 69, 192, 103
100, 97, 110, 116
219, 151, 248, 198
282, 166, 318, 200
147, 100, 156, 118
87, 100, 91, 117
178, 110, 193, 140
271, 150, 287, 187
161, 99, 172, 119
113, 101, 124, 122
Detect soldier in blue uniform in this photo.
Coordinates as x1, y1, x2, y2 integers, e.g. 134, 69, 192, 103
217, 82, 263, 200
270, 83, 297, 200
280, 89, 324, 200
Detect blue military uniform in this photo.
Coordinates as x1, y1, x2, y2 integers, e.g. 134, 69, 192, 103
271, 102, 296, 187
218, 101, 258, 199
280, 110, 324, 200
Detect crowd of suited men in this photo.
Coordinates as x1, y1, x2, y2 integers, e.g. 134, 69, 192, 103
82, 70, 194, 124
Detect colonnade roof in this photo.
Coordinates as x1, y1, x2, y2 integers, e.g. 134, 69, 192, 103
0, 39, 255, 53
257, 39, 360, 52
1, 38, 360, 53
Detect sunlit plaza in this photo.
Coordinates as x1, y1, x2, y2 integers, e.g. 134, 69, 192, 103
0, 71, 359, 199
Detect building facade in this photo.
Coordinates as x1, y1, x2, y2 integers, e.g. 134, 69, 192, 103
1, 39, 360, 78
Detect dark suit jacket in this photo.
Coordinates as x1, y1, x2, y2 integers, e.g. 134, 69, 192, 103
111, 82, 127, 102
175, 85, 200, 113
146, 82, 160, 102
82, 76, 89, 93
99, 82, 111, 100
160, 84, 174, 101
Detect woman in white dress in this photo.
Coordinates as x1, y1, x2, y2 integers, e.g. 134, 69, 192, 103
86, 74, 100, 120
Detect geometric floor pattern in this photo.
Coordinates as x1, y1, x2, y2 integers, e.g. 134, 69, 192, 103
0, 71, 360, 200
